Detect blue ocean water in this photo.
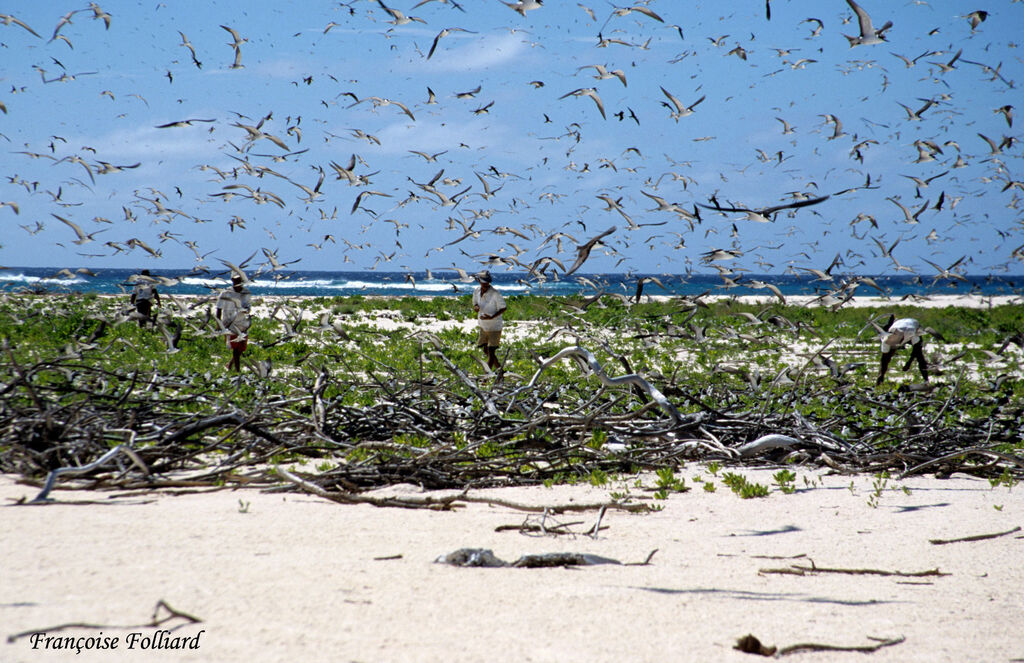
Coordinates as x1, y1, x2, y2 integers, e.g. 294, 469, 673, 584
1, 267, 1022, 299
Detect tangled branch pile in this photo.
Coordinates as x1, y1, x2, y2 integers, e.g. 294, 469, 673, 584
3, 335, 1022, 501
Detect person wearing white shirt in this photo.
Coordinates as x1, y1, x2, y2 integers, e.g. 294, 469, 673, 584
472, 270, 506, 371
877, 316, 928, 385
216, 275, 252, 372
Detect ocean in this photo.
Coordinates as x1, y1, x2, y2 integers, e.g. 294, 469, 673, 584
1, 267, 1022, 299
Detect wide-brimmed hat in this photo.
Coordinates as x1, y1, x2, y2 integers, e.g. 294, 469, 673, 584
474, 270, 492, 284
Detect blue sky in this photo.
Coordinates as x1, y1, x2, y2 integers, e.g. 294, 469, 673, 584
1, 1, 1021, 280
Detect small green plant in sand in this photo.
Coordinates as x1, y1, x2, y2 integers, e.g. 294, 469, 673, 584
588, 469, 609, 487
706, 461, 721, 477
722, 472, 770, 499
772, 469, 797, 494
237, 499, 250, 514
587, 429, 608, 450
703, 481, 717, 493
867, 471, 895, 508
989, 468, 1017, 491
652, 467, 688, 499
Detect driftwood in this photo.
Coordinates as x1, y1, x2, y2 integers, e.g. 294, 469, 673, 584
2, 337, 1023, 503
30, 444, 151, 503
736, 633, 906, 657
434, 548, 644, 568
929, 526, 1021, 545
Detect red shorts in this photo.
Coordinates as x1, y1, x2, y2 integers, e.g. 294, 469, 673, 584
227, 335, 248, 352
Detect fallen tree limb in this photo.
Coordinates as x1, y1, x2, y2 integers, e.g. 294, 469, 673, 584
759, 560, 949, 577
28, 444, 151, 504
276, 466, 648, 513
929, 525, 1021, 545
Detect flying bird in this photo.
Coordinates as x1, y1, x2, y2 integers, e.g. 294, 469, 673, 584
220, 24, 247, 68
52, 213, 106, 244
576, 63, 627, 87
660, 87, 704, 121
566, 226, 617, 275
377, 0, 427, 25
155, 118, 215, 129
501, 0, 543, 16
559, 87, 606, 119
427, 27, 476, 60
1, 13, 42, 38
698, 195, 830, 223
843, 0, 892, 47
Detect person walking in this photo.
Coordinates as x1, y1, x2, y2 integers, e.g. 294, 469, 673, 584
216, 274, 252, 372
129, 269, 160, 328
472, 270, 506, 372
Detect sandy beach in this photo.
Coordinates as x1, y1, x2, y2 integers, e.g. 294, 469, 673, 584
3, 467, 1022, 663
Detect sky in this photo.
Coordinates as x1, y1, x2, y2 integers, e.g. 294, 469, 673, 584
0, 1, 1021, 280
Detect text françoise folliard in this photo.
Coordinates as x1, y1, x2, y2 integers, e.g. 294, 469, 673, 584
29, 629, 204, 654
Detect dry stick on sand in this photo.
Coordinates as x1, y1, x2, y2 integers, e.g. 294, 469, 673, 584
735, 633, 906, 657
7, 600, 201, 643
758, 559, 949, 577
929, 525, 1021, 545
276, 466, 647, 513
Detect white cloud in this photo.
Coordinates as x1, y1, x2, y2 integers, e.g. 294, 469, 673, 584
423, 32, 530, 73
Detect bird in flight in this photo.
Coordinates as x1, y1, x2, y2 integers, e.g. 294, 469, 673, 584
843, 0, 892, 47
501, 0, 543, 16
698, 195, 830, 223
427, 27, 476, 60
660, 87, 704, 121
566, 226, 616, 275
559, 87, 606, 119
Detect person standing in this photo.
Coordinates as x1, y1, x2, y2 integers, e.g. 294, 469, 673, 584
472, 270, 506, 371
216, 274, 252, 372
129, 269, 160, 328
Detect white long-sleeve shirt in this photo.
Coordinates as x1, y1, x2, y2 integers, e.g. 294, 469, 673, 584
473, 286, 505, 332
880, 317, 922, 352
216, 288, 252, 335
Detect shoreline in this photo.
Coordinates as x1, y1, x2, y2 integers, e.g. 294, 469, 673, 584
33, 292, 1024, 309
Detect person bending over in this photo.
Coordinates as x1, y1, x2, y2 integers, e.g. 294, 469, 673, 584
877, 316, 929, 385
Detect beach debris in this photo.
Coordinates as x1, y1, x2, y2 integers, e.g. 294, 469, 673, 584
733, 434, 801, 458
929, 525, 1021, 545
758, 559, 949, 578
6, 599, 201, 644
435, 548, 508, 567
1, 295, 1023, 508
29, 443, 150, 504
735, 633, 905, 657
434, 548, 623, 568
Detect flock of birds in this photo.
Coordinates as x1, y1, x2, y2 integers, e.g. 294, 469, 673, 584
0, 1, 1022, 299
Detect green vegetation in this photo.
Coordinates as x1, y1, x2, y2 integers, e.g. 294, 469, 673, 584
722, 472, 771, 499
1, 293, 1022, 493
772, 469, 797, 494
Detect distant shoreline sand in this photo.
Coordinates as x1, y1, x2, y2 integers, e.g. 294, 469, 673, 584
62, 292, 1024, 309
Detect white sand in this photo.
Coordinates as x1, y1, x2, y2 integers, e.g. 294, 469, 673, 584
2, 468, 1021, 662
